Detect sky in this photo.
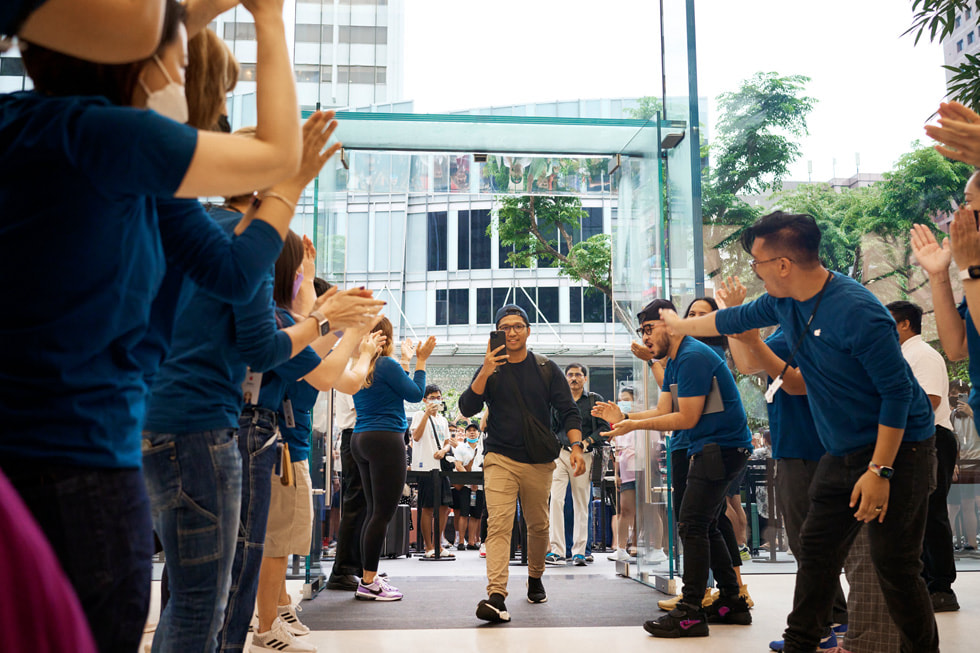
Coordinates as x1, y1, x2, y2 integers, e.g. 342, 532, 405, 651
400, 0, 949, 183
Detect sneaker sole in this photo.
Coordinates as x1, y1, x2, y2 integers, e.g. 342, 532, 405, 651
527, 595, 548, 604
707, 612, 752, 625
642, 622, 709, 638
355, 592, 403, 602
476, 601, 511, 623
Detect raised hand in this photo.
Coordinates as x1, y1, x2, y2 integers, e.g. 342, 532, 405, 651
401, 338, 416, 362
716, 275, 746, 308
481, 341, 508, 376
416, 335, 437, 362
600, 419, 637, 441
949, 206, 980, 271
359, 327, 385, 358
926, 101, 980, 167
302, 234, 316, 280
592, 400, 624, 424
315, 288, 384, 330
293, 111, 341, 187
631, 341, 654, 361
910, 223, 953, 275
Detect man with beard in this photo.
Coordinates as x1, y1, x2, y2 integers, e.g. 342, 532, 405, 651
595, 298, 753, 639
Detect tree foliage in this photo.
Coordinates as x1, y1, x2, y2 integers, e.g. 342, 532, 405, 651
625, 96, 664, 121
906, 1, 980, 110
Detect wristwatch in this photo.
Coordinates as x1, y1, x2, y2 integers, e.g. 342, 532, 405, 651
310, 310, 331, 337
960, 265, 980, 281
868, 462, 894, 479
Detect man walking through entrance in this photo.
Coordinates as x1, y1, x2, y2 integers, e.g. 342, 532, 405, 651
459, 304, 584, 624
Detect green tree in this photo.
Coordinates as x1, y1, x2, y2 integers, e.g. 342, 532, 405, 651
492, 195, 632, 328
625, 96, 663, 121
907, 1, 980, 110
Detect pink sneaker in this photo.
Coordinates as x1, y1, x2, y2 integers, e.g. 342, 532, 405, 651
354, 577, 403, 601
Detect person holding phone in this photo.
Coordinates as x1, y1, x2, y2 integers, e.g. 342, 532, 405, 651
594, 298, 753, 639
459, 304, 584, 624
410, 384, 456, 559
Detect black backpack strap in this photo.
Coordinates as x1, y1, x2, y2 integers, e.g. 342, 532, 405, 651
531, 352, 553, 387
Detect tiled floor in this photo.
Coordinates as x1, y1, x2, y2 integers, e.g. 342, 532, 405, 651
142, 551, 980, 652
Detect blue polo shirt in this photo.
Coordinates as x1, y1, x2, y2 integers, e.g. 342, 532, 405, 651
252, 309, 321, 413
662, 337, 751, 456
280, 380, 319, 461
668, 340, 727, 453
354, 357, 426, 433
764, 330, 825, 461
0, 93, 197, 469
715, 272, 934, 456
1, 0, 47, 34
957, 300, 980, 434
145, 208, 293, 434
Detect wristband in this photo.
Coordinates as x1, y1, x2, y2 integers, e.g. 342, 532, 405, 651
570, 441, 585, 449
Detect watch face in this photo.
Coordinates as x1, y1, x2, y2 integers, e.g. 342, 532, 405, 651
970, 265, 980, 279
879, 466, 894, 479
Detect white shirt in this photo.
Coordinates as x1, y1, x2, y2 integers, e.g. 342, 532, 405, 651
334, 392, 357, 431
409, 409, 450, 472
901, 335, 952, 431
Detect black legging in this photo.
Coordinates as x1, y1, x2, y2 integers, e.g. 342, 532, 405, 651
351, 430, 407, 573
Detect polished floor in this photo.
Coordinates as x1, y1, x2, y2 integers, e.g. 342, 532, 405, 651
142, 549, 980, 652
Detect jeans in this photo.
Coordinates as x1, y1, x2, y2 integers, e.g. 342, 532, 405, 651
0, 461, 153, 653
782, 438, 938, 653
678, 445, 749, 606
922, 426, 957, 593
331, 428, 365, 577
218, 408, 279, 652
143, 429, 242, 653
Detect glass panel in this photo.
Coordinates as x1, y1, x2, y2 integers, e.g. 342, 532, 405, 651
448, 289, 469, 325
435, 288, 446, 325
569, 286, 583, 323
537, 287, 559, 324
470, 209, 492, 269
457, 210, 470, 271
372, 211, 389, 271
346, 212, 368, 273
426, 211, 447, 271
476, 288, 493, 324
405, 212, 426, 274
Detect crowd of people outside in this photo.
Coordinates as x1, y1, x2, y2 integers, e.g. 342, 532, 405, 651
2, 3, 980, 653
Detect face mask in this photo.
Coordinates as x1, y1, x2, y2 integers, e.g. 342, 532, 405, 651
216, 114, 231, 133
466, 437, 478, 443
292, 271, 304, 301
618, 400, 632, 413
140, 55, 188, 124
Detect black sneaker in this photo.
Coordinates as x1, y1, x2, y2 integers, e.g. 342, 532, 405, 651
527, 576, 547, 603
705, 594, 752, 625
931, 591, 960, 612
326, 573, 359, 591
476, 593, 511, 623
643, 603, 709, 638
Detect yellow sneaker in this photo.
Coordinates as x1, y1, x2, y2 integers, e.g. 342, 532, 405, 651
739, 583, 754, 608
704, 588, 719, 607
658, 588, 715, 611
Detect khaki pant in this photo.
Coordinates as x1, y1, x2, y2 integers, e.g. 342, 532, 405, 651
483, 451, 556, 598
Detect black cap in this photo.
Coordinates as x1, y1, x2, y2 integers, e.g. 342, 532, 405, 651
465, 421, 480, 431
494, 304, 529, 327
637, 298, 677, 324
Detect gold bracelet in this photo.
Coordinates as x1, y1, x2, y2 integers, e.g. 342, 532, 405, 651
261, 191, 296, 214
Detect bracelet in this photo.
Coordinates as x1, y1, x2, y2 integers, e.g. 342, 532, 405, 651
260, 191, 296, 214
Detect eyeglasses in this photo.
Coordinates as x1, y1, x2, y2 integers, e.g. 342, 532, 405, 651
566, 372, 585, 378
749, 256, 792, 272
634, 324, 658, 337
498, 324, 527, 333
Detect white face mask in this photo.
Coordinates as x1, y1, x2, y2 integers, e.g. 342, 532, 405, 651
140, 55, 188, 124
617, 400, 633, 414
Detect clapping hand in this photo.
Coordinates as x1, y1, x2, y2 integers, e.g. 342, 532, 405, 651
910, 223, 953, 275
592, 400, 624, 424
926, 101, 980, 167
715, 275, 746, 308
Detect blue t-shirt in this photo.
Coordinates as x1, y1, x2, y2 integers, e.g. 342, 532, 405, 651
957, 299, 980, 434
1, 0, 47, 34
280, 379, 319, 461
0, 93, 197, 469
715, 272, 935, 456
145, 207, 292, 433
669, 340, 727, 453
764, 330, 825, 461
353, 357, 426, 433
662, 337, 751, 456
253, 309, 321, 413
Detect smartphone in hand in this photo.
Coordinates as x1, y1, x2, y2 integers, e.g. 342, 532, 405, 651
489, 329, 506, 356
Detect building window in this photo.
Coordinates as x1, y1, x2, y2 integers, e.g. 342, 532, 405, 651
436, 289, 469, 325
477, 288, 493, 323
295, 24, 321, 43
583, 207, 603, 240
0, 57, 24, 76
958, 39, 965, 52
514, 287, 536, 323
499, 240, 515, 269
458, 209, 492, 270
969, 8, 974, 19
427, 211, 447, 271
338, 26, 387, 44
223, 22, 256, 40
238, 63, 256, 81
294, 64, 320, 83
569, 287, 611, 323
969, 31, 975, 45
537, 287, 559, 323
957, 15, 963, 29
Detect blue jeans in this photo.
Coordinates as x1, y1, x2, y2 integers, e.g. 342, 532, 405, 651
219, 408, 279, 652
0, 461, 153, 653
143, 429, 242, 653
678, 445, 749, 606
782, 438, 938, 653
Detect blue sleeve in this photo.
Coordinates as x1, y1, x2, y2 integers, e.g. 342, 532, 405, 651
377, 357, 425, 402
848, 300, 914, 430
958, 298, 968, 320
272, 345, 321, 383
676, 351, 714, 398
715, 295, 780, 334
156, 198, 284, 304
72, 106, 198, 196
232, 272, 292, 373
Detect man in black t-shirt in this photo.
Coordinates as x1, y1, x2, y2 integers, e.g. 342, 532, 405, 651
459, 304, 584, 624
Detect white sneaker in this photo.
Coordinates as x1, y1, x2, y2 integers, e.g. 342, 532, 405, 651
607, 548, 630, 562
648, 548, 668, 563
479, 543, 486, 558
249, 617, 317, 652
277, 602, 311, 636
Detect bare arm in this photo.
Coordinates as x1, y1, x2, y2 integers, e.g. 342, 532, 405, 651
183, 0, 239, 39
19, 0, 165, 63
911, 224, 968, 360
332, 331, 383, 395
661, 310, 720, 337
175, 4, 302, 198
601, 393, 703, 439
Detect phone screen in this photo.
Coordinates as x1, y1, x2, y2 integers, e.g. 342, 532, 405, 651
489, 330, 506, 354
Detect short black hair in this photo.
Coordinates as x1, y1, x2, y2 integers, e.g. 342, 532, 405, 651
619, 387, 635, 400
564, 363, 588, 376
740, 211, 821, 267
313, 278, 332, 297
886, 300, 923, 335
684, 297, 718, 317
637, 298, 677, 324
424, 384, 442, 398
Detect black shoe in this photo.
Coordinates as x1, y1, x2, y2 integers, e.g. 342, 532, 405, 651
643, 603, 709, 638
476, 593, 511, 623
705, 594, 752, 625
326, 573, 359, 591
527, 576, 547, 603
467, 544, 480, 550
931, 591, 960, 612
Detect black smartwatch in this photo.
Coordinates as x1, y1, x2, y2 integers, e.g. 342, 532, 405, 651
310, 310, 331, 337
960, 265, 980, 281
868, 462, 894, 479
